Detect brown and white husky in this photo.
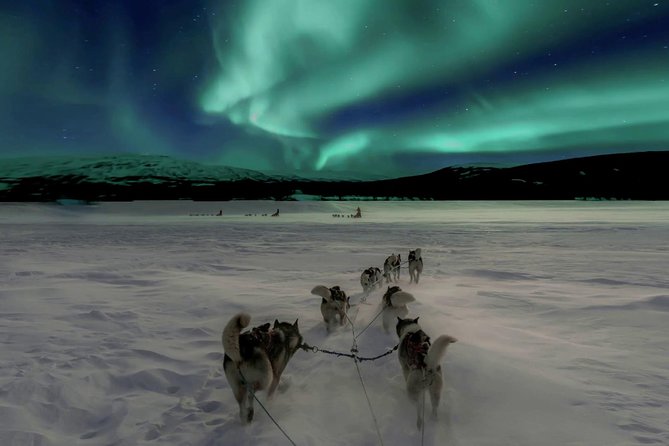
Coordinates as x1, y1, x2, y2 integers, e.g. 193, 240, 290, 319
311, 285, 351, 332
396, 316, 457, 429
222, 313, 303, 424
380, 285, 416, 333
408, 248, 423, 284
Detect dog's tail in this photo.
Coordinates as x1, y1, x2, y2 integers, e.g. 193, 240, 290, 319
389, 291, 415, 307
425, 335, 457, 370
311, 285, 332, 302
222, 312, 251, 363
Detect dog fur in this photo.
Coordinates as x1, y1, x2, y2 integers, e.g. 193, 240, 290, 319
222, 313, 303, 424
408, 248, 423, 284
360, 266, 383, 295
311, 285, 351, 332
383, 253, 401, 283
380, 286, 415, 333
396, 316, 457, 429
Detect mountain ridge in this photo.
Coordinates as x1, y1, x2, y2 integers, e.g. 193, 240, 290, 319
0, 151, 667, 201
0, 154, 281, 183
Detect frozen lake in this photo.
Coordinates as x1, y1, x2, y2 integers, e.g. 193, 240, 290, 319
1, 201, 668, 445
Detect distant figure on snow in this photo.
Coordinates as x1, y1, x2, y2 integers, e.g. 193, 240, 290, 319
354, 207, 362, 218
271, 209, 280, 217
216, 209, 222, 216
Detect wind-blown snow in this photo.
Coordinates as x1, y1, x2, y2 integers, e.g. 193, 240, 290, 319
1, 201, 667, 445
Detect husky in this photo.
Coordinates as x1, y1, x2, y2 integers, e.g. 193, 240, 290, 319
222, 313, 303, 424
360, 266, 383, 295
380, 286, 416, 333
408, 248, 423, 284
396, 316, 457, 429
383, 253, 401, 283
311, 285, 351, 332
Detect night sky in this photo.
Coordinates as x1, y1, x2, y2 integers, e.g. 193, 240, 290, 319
2, 0, 668, 178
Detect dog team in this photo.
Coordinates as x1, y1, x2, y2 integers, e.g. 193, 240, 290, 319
222, 247, 457, 430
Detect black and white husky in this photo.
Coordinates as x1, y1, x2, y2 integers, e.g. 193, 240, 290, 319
360, 266, 383, 295
380, 286, 416, 333
408, 248, 423, 284
383, 253, 401, 283
222, 313, 303, 424
396, 317, 457, 429
311, 285, 351, 332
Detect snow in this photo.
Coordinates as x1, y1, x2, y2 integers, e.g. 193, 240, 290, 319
1, 200, 667, 445
0, 155, 278, 183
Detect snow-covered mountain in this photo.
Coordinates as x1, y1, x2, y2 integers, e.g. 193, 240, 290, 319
0, 151, 667, 201
0, 154, 280, 184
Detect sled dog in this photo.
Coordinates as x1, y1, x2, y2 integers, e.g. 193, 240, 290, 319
222, 313, 303, 424
408, 248, 423, 284
311, 285, 351, 332
396, 316, 457, 429
380, 286, 415, 333
360, 267, 383, 295
383, 253, 401, 283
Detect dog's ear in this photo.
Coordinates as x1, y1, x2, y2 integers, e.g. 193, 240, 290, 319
293, 319, 299, 328
274, 319, 279, 329
413, 317, 420, 323
397, 316, 402, 322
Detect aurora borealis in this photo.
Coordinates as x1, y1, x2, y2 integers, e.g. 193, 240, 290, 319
2, 1, 668, 178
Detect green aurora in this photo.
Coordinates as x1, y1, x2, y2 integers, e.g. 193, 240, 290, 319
2, 0, 668, 177
201, 0, 669, 175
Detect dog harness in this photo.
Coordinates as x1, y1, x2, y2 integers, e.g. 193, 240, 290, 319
329, 286, 347, 303
363, 267, 377, 277
386, 255, 400, 267
408, 251, 422, 265
405, 330, 431, 369
382, 285, 402, 307
238, 323, 275, 360
328, 286, 350, 320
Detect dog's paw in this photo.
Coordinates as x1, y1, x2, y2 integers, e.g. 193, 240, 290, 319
241, 408, 254, 424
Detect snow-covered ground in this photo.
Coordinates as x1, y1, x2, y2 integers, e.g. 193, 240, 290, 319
1, 200, 667, 446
